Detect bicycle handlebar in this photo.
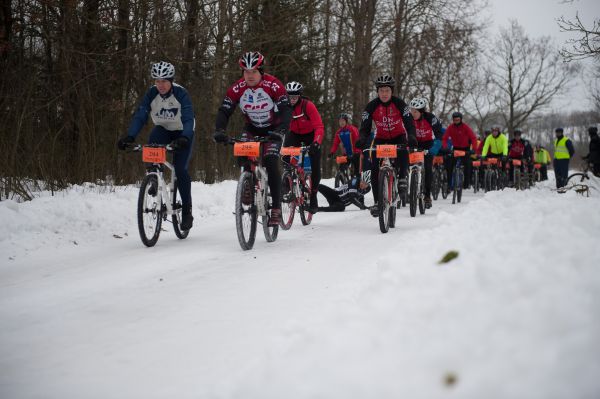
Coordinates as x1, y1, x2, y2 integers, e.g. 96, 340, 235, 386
127, 143, 176, 152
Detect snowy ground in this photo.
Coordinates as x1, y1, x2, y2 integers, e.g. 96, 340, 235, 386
1, 174, 600, 399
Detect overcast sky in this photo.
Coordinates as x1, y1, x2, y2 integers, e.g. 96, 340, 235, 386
484, 0, 599, 111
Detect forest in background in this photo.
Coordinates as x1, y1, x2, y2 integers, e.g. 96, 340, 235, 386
1, 0, 598, 200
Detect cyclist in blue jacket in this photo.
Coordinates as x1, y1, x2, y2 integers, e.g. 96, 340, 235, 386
118, 61, 196, 230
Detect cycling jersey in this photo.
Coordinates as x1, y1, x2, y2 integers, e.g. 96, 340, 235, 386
127, 83, 195, 139
216, 73, 291, 131
359, 97, 416, 141
482, 133, 508, 156
413, 112, 443, 142
330, 125, 360, 155
442, 122, 477, 150
288, 97, 325, 144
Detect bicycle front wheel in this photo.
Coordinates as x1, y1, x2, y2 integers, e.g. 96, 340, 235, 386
441, 171, 449, 199
457, 169, 464, 203
418, 170, 425, 215
432, 168, 440, 200
137, 174, 163, 247
280, 171, 296, 230
409, 169, 418, 217
473, 169, 479, 193
235, 172, 257, 250
172, 179, 189, 240
378, 169, 392, 233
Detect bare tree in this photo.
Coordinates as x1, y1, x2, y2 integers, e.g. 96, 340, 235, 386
557, 12, 600, 61
487, 20, 577, 134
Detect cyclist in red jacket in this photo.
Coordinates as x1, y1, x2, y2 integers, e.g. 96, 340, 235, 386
329, 113, 361, 181
442, 111, 478, 189
213, 51, 292, 226
355, 74, 417, 217
283, 81, 324, 210
409, 97, 443, 209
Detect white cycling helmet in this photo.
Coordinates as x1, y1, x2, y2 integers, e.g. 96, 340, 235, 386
285, 81, 304, 95
410, 97, 428, 110
151, 61, 175, 79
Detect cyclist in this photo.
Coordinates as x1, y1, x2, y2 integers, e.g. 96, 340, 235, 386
481, 127, 508, 160
583, 126, 600, 176
553, 127, 575, 190
533, 143, 550, 181
283, 81, 324, 211
442, 111, 478, 189
313, 178, 371, 213
117, 61, 196, 230
212, 51, 291, 225
409, 97, 443, 209
355, 74, 417, 217
329, 113, 361, 181
507, 129, 533, 186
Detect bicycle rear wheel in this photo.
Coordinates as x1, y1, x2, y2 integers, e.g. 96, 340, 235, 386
409, 169, 418, 217
235, 172, 257, 250
299, 173, 313, 226
137, 174, 163, 247
280, 171, 296, 230
378, 169, 392, 233
418, 170, 425, 215
172, 179, 189, 239
261, 180, 278, 243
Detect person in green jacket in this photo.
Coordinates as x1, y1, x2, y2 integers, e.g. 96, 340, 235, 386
533, 144, 550, 180
481, 126, 509, 160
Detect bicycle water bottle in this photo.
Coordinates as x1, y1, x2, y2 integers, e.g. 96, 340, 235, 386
303, 152, 312, 173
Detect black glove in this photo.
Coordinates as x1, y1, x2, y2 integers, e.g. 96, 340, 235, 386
408, 134, 418, 148
268, 129, 285, 142
117, 135, 135, 150
170, 136, 190, 151
309, 141, 320, 156
355, 137, 367, 150
213, 129, 229, 144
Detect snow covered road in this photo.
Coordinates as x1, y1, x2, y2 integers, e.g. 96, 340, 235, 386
1, 178, 599, 398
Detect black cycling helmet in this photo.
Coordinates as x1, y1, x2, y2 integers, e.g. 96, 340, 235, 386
374, 74, 395, 89
589, 126, 598, 135
513, 129, 522, 136
451, 111, 463, 119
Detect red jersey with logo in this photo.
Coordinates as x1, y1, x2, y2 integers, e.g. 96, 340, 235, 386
288, 98, 325, 144
220, 73, 288, 129
508, 139, 526, 159
412, 112, 443, 142
359, 97, 415, 141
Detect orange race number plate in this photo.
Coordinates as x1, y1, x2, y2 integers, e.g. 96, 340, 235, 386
487, 158, 498, 165
336, 155, 348, 164
408, 151, 424, 164
376, 145, 397, 158
512, 159, 522, 166
472, 161, 481, 167
453, 150, 466, 157
142, 147, 166, 164
234, 142, 261, 157
280, 146, 301, 156
534, 163, 542, 169
433, 156, 444, 165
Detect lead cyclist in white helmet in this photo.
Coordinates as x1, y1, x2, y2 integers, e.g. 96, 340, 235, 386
118, 61, 196, 231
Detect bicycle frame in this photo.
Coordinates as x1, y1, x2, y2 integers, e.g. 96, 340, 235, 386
135, 144, 178, 218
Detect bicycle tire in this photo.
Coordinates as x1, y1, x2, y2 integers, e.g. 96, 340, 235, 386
137, 174, 163, 247
418, 170, 425, 215
565, 172, 589, 185
172, 179, 189, 239
280, 171, 296, 230
432, 168, 440, 200
378, 168, 392, 233
473, 169, 479, 193
261, 178, 278, 243
409, 169, 418, 217
235, 172, 257, 250
441, 171, 449, 199
515, 169, 521, 190
457, 169, 463, 203
299, 173, 313, 226
334, 170, 349, 188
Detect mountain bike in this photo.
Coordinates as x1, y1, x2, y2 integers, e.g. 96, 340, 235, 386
451, 150, 468, 204
408, 150, 426, 217
334, 155, 351, 187
483, 157, 500, 192
431, 155, 447, 200
229, 137, 278, 250
128, 144, 189, 247
280, 146, 313, 230
365, 145, 402, 233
